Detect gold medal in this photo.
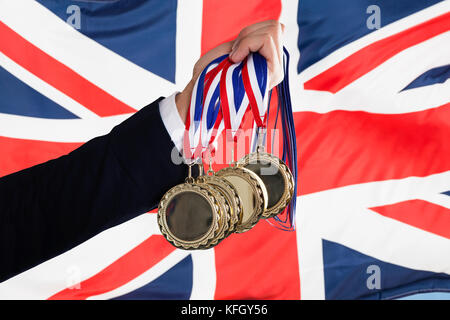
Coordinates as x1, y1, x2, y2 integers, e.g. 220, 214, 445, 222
194, 165, 234, 248
158, 48, 299, 248
216, 164, 268, 233
237, 150, 294, 219
158, 163, 231, 250
237, 127, 294, 219
197, 162, 242, 236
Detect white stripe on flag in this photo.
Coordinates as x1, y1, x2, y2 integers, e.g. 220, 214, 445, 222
89, 244, 217, 300
175, 0, 203, 90
87, 249, 191, 300
190, 249, 217, 300
0, 213, 161, 299
0, 52, 99, 120
0, 112, 130, 143
0, 0, 176, 111
419, 193, 450, 210
292, 31, 450, 114
297, 170, 450, 300
279, 0, 450, 115
296, 0, 450, 83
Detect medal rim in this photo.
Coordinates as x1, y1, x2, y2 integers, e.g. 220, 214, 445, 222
157, 183, 221, 250
237, 151, 294, 219
197, 175, 242, 235
195, 181, 232, 249
216, 166, 268, 233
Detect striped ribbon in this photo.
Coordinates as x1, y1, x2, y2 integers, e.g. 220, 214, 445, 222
182, 48, 297, 230
183, 52, 269, 161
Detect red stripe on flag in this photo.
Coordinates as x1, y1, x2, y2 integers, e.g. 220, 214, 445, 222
48, 235, 175, 300
201, 0, 281, 55
304, 12, 450, 93
0, 136, 81, 177
214, 221, 300, 299
0, 22, 136, 117
295, 103, 450, 195
370, 200, 450, 239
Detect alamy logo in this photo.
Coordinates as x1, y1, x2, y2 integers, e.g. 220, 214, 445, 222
366, 5, 381, 30
66, 5, 81, 30
366, 265, 381, 290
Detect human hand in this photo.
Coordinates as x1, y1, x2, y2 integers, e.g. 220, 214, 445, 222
176, 20, 285, 123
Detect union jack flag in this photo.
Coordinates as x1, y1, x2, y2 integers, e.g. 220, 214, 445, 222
0, 0, 449, 300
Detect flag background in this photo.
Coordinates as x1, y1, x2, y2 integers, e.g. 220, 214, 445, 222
0, 0, 449, 299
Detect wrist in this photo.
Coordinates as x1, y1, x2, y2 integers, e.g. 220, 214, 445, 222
175, 81, 194, 124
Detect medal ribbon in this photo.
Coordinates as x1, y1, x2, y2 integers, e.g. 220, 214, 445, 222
183, 52, 269, 161
182, 47, 298, 231
268, 48, 298, 231
242, 52, 269, 129
183, 55, 228, 161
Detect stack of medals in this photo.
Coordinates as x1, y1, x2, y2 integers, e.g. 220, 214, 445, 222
158, 51, 296, 250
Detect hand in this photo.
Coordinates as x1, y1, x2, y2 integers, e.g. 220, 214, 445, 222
176, 20, 285, 123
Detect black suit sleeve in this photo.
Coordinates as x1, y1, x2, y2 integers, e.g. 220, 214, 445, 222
0, 98, 188, 282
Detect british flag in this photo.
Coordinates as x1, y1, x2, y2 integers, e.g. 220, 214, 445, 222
0, 0, 449, 300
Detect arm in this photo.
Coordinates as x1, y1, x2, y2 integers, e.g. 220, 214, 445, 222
0, 99, 187, 282
0, 19, 286, 283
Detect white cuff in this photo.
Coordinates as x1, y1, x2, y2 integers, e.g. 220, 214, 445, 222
159, 92, 185, 153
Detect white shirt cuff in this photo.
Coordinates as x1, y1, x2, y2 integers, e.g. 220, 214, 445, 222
159, 92, 185, 153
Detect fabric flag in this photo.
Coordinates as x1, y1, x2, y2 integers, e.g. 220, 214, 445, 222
0, 0, 449, 300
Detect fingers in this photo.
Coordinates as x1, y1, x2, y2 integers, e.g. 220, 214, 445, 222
189, 20, 285, 93
232, 20, 283, 48
180, 20, 285, 123
230, 26, 282, 64
192, 41, 234, 80
229, 20, 284, 88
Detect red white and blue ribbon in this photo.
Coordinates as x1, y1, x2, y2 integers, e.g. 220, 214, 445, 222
242, 52, 269, 129
220, 59, 249, 138
183, 54, 228, 161
182, 48, 297, 231
183, 52, 268, 160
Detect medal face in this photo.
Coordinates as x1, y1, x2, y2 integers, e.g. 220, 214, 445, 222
238, 152, 294, 218
165, 191, 213, 242
158, 183, 220, 250
216, 166, 268, 233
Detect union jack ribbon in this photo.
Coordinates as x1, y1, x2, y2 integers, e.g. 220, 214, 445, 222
242, 52, 269, 128
183, 52, 270, 161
